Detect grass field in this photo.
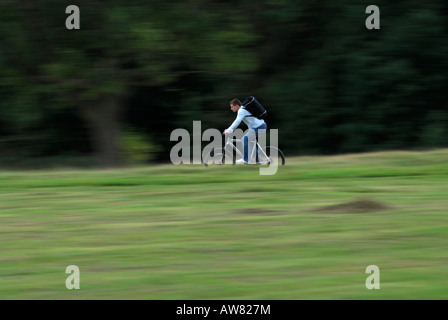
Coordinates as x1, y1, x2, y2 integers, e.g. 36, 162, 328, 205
1, 149, 448, 299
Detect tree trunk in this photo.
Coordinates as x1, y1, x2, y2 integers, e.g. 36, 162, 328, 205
78, 95, 124, 168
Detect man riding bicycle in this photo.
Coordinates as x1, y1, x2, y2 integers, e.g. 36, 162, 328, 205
224, 98, 267, 164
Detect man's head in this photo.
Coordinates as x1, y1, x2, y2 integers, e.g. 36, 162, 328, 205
230, 99, 241, 113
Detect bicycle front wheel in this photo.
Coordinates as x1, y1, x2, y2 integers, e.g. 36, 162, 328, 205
204, 148, 235, 167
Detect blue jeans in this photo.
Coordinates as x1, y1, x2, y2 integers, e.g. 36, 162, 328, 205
243, 123, 267, 163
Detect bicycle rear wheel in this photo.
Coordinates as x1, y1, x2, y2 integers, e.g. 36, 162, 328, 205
258, 146, 285, 166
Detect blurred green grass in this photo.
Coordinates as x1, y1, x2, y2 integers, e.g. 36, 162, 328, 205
1, 149, 448, 299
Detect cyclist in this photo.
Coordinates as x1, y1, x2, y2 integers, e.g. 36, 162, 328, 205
224, 98, 267, 164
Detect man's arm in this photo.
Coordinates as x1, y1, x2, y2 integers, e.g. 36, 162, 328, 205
225, 109, 247, 134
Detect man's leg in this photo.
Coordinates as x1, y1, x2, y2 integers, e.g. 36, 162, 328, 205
243, 129, 256, 163
255, 124, 267, 163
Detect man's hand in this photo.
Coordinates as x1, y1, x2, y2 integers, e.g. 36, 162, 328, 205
223, 129, 228, 135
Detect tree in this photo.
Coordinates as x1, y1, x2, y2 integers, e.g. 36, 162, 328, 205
0, 0, 258, 167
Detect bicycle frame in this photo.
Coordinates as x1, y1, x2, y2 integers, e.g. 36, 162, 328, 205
224, 136, 270, 163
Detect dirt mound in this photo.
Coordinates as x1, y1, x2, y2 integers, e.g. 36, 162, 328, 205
312, 198, 392, 214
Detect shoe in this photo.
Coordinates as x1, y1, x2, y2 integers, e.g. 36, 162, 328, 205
257, 160, 270, 165
235, 159, 247, 164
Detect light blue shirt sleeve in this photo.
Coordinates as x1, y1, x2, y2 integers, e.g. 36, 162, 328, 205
227, 108, 248, 133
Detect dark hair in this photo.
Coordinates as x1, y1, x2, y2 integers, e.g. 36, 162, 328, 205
230, 99, 241, 106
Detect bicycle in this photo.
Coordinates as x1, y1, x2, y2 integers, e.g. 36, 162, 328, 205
204, 132, 285, 167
